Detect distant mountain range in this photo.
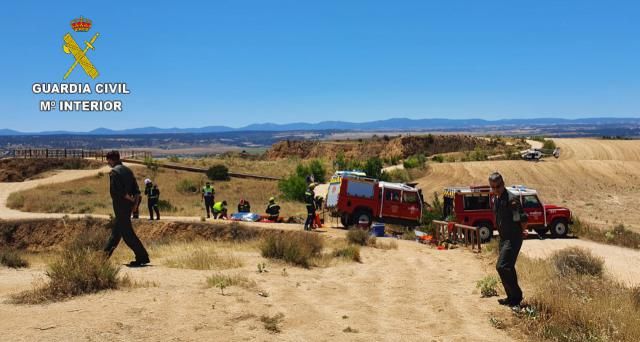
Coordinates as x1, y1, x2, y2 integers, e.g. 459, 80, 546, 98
1, 117, 638, 136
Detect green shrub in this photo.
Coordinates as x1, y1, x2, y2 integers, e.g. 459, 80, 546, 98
543, 139, 556, 150
476, 276, 499, 297
278, 174, 307, 201
0, 249, 29, 268
206, 164, 230, 181
260, 231, 324, 268
431, 155, 444, 163
167, 155, 180, 163
363, 157, 384, 179
552, 247, 604, 277
176, 179, 198, 193
385, 169, 411, 183
295, 159, 326, 183
403, 154, 426, 169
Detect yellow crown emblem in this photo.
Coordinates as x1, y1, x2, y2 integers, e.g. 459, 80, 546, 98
70, 16, 92, 32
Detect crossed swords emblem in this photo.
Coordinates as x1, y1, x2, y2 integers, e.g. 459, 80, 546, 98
62, 32, 100, 79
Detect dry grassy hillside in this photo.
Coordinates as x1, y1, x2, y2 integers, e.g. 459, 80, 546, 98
265, 134, 522, 161
7, 166, 305, 218
416, 138, 640, 232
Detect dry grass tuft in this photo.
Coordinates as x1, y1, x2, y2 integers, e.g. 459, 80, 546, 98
511, 247, 640, 341
346, 228, 371, 246
551, 247, 604, 277
260, 313, 285, 333
332, 245, 361, 263
0, 248, 29, 268
206, 273, 256, 294
165, 247, 242, 270
260, 231, 324, 268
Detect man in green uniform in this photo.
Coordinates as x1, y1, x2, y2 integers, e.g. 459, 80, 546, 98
303, 183, 316, 231
212, 200, 228, 219
202, 182, 215, 218
103, 151, 150, 267
144, 178, 160, 220
490, 172, 527, 308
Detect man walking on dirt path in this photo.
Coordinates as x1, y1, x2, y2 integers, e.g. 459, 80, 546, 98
489, 171, 527, 308
103, 151, 150, 267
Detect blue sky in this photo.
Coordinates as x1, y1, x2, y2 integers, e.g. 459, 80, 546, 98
0, 0, 638, 131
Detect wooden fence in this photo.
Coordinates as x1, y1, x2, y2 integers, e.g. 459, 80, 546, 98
433, 220, 482, 252
10, 149, 151, 160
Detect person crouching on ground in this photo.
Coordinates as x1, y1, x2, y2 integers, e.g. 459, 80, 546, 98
144, 178, 160, 220
489, 171, 527, 308
103, 150, 150, 267
237, 199, 251, 213
212, 200, 228, 219
265, 197, 280, 221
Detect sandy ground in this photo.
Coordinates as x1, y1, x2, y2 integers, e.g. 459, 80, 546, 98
0, 232, 515, 341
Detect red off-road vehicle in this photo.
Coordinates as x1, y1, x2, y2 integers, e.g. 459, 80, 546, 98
442, 185, 573, 241
325, 173, 424, 227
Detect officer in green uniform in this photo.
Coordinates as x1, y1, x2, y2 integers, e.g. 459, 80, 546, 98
490, 172, 527, 308
303, 183, 316, 231
144, 179, 160, 220
265, 197, 281, 221
103, 151, 150, 267
212, 200, 228, 219
202, 182, 215, 218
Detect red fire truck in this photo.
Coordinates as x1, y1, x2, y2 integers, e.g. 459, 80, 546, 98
443, 185, 573, 241
325, 173, 424, 227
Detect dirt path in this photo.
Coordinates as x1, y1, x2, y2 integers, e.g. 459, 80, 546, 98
0, 239, 513, 341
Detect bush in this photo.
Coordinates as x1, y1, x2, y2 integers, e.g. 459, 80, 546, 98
278, 174, 308, 201
260, 313, 285, 333
385, 169, 411, 183
10, 247, 125, 304
431, 155, 444, 163
0, 249, 29, 268
206, 164, 230, 181
552, 247, 604, 277
176, 179, 198, 193
476, 276, 499, 297
346, 228, 372, 246
403, 154, 426, 169
260, 231, 324, 268
542, 139, 556, 150
363, 157, 384, 179
167, 155, 180, 163
295, 159, 326, 183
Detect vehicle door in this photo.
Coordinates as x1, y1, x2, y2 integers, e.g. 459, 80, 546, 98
521, 194, 545, 227
380, 188, 402, 218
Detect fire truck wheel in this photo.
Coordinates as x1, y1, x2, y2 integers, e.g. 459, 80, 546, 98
353, 210, 372, 228
550, 219, 569, 238
476, 222, 493, 242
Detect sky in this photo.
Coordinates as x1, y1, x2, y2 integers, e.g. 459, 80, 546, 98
0, 0, 639, 131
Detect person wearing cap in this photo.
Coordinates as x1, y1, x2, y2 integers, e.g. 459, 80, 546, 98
212, 200, 228, 219
202, 181, 215, 218
103, 150, 150, 267
265, 197, 281, 221
144, 179, 160, 220
237, 199, 251, 213
489, 171, 528, 308
303, 183, 317, 231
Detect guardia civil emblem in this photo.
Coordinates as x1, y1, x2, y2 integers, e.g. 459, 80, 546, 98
62, 16, 100, 79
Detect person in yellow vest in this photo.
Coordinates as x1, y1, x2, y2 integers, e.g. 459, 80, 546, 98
212, 200, 228, 219
202, 182, 215, 218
